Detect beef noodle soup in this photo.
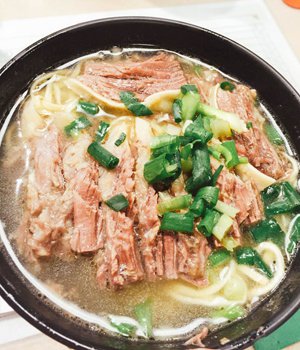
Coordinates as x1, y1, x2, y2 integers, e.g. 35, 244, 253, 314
0, 49, 299, 345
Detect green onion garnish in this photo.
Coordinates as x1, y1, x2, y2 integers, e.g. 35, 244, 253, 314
197, 209, 220, 237
181, 91, 200, 121
184, 116, 213, 145
95, 121, 110, 142
180, 84, 198, 95
78, 100, 99, 115
105, 194, 129, 212
264, 121, 284, 145
234, 246, 273, 279
211, 165, 224, 186
64, 116, 92, 137
250, 217, 285, 247
220, 81, 235, 92
109, 319, 137, 337
157, 194, 192, 215
87, 142, 119, 169
114, 132, 126, 147
172, 99, 182, 123
194, 186, 220, 208
189, 198, 205, 218
160, 212, 194, 233
209, 248, 231, 267
246, 121, 253, 129
120, 91, 153, 116
134, 299, 153, 338
150, 134, 179, 150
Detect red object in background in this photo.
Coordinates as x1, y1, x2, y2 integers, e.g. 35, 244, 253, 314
283, 0, 300, 8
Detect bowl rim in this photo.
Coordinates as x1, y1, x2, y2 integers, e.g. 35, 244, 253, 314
0, 15, 300, 350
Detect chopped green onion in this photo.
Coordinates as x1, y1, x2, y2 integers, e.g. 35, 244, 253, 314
184, 116, 213, 144
197, 102, 247, 133
194, 186, 219, 208
157, 194, 192, 215
246, 121, 253, 129
64, 116, 92, 137
190, 198, 205, 218
150, 134, 179, 150
178, 135, 193, 146
181, 91, 200, 121
78, 100, 99, 115
209, 248, 231, 267
208, 146, 221, 161
264, 121, 284, 145
114, 132, 126, 147
222, 236, 239, 251
197, 209, 221, 237
87, 142, 119, 169
212, 214, 233, 241
261, 181, 300, 216
172, 99, 182, 123
220, 81, 235, 92
134, 299, 153, 338
152, 143, 179, 158
105, 194, 129, 212
238, 156, 248, 164
210, 118, 232, 138
144, 152, 181, 184
213, 305, 245, 321
181, 157, 193, 173
120, 91, 153, 116
250, 218, 285, 247
95, 121, 110, 142
109, 319, 137, 337
180, 84, 198, 95
180, 143, 192, 160
287, 215, 300, 254
185, 144, 212, 193
217, 140, 240, 169
234, 246, 273, 279
211, 165, 224, 186
215, 200, 239, 218
160, 212, 194, 233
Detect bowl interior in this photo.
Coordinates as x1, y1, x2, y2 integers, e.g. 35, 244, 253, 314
0, 17, 300, 350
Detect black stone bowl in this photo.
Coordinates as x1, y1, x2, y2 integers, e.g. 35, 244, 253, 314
0, 17, 299, 350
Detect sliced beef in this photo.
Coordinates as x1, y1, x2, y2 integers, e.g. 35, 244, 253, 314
25, 125, 65, 257
134, 118, 161, 280
78, 52, 187, 101
217, 85, 284, 179
96, 122, 144, 289
177, 232, 210, 286
211, 158, 263, 239
163, 234, 178, 279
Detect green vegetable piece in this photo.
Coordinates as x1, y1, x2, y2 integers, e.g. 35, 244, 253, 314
261, 181, 300, 216
209, 248, 231, 267
220, 140, 240, 168
184, 116, 213, 144
180, 84, 198, 95
211, 165, 224, 186
78, 100, 99, 115
208, 146, 221, 161
220, 81, 235, 92
95, 121, 110, 142
114, 132, 126, 147
181, 157, 193, 173
110, 319, 137, 337
180, 143, 193, 160
197, 209, 221, 237
105, 194, 129, 212
250, 217, 285, 246
185, 144, 212, 193
234, 246, 273, 278
213, 305, 245, 321
181, 91, 200, 121
157, 194, 192, 215
64, 116, 92, 137
264, 121, 284, 145
119, 91, 153, 116
173, 99, 182, 123
150, 134, 179, 150
194, 186, 219, 208
144, 152, 181, 184
287, 215, 300, 254
160, 212, 194, 233
190, 198, 205, 218
246, 121, 253, 129
134, 299, 153, 338
87, 142, 119, 169
179, 135, 193, 146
